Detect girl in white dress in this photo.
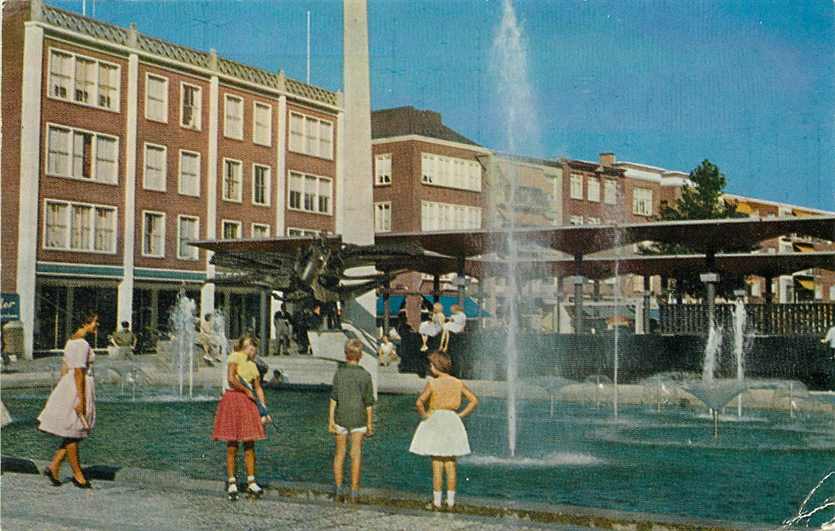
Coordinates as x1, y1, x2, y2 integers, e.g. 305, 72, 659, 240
418, 303, 445, 352
38, 314, 99, 488
439, 304, 467, 352
409, 351, 478, 511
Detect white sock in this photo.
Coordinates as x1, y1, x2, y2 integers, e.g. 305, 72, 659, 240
447, 491, 456, 507
433, 490, 442, 507
247, 475, 255, 482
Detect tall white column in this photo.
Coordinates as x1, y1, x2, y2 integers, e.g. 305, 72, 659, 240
117, 53, 139, 326
201, 74, 220, 318
16, 23, 44, 360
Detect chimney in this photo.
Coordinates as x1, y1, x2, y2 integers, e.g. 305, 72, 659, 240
599, 152, 615, 167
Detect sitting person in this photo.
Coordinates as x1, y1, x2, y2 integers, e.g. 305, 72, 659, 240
377, 335, 400, 367
418, 303, 445, 352
440, 304, 467, 352
198, 313, 224, 363
109, 321, 137, 352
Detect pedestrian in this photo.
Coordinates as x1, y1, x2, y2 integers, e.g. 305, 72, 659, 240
409, 351, 478, 511
377, 335, 399, 367
109, 321, 137, 352
822, 323, 835, 359
38, 313, 99, 488
419, 302, 445, 352
212, 335, 269, 500
328, 339, 375, 503
439, 304, 467, 352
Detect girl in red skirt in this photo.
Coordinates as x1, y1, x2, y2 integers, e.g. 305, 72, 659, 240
212, 335, 268, 500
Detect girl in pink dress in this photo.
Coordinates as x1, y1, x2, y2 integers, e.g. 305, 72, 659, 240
38, 313, 98, 488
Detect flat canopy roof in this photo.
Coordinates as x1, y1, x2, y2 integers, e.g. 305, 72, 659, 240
376, 216, 835, 257
465, 251, 835, 280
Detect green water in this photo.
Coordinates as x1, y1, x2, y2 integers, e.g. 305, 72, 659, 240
3, 387, 834, 525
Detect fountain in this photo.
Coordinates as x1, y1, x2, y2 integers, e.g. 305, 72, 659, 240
212, 309, 229, 391
169, 289, 198, 399
731, 298, 750, 417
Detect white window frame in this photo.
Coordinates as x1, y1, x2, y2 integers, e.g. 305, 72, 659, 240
223, 94, 244, 140
420, 153, 480, 192
374, 202, 392, 232
221, 219, 242, 240
632, 187, 654, 217
176, 215, 200, 261
179, 82, 202, 130
253, 101, 272, 147
47, 48, 121, 112
222, 158, 243, 203
375, 153, 392, 185
570, 173, 583, 200
587, 177, 600, 202
144, 72, 168, 123
287, 227, 321, 237
252, 164, 271, 207
287, 170, 333, 215
42, 199, 117, 254
420, 201, 482, 231
141, 210, 166, 258
288, 111, 333, 159
570, 215, 584, 225
142, 142, 167, 192
178, 150, 201, 197
604, 179, 617, 205
45, 123, 120, 185
251, 223, 271, 239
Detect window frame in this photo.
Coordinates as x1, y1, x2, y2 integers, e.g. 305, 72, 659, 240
179, 82, 202, 130
287, 170, 333, 215
141, 209, 167, 258
375, 153, 392, 186
42, 198, 118, 254
221, 219, 243, 240
176, 214, 200, 261
287, 111, 333, 160
632, 187, 654, 217
144, 72, 169, 124
252, 101, 272, 147
45, 123, 120, 185
252, 163, 271, 207
142, 142, 168, 192
223, 94, 244, 140
178, 149, 201, 197
587, 177, 600, 203
287, 227, 321, 237
374, 201, 392, 232
47, 47, 121, 112
570, 173, 584, 200
222, 157, 243, 203
251, 223, 271, 239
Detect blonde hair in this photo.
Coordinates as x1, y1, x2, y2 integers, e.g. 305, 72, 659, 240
344, 338, 363, 361
233, 334, 258, 352
432, 302, 443, 313
428, 351, 452, 375
451, 304, 463, 313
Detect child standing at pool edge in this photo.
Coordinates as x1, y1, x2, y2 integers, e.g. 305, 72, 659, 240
409, 351, 478, 511
328, 339, 375, 503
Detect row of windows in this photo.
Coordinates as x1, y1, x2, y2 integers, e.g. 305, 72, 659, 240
143, 144, 201, 196
569, 173, 618, 205
569, 215, 602, 226
289, 112, 333, 159
222, 159, 271, 205
49, 49, 119, 111
421, 153, 481, 192
420, 201, 482, 231
47, 125, 118, 184
288, 171, 332, 215
44, 200, 116, 253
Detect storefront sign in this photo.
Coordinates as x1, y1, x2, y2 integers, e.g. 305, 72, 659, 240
1, 293, 20, 320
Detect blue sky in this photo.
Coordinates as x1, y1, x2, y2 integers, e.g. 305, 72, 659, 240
55, 0, 834, 211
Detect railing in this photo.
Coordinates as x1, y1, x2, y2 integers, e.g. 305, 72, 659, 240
659, 302, 835, 336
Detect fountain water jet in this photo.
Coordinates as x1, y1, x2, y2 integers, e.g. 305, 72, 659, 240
169, 290, 197, 399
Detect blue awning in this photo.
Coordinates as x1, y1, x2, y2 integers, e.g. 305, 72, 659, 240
422, 295, 490, 318
376, 295, 406, 317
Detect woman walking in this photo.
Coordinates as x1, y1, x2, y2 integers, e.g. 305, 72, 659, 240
212, 335, 268, 500
38, 313, 99, 488
409, 351, 478, 511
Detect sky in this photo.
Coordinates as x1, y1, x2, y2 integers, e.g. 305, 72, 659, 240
53, 0, 834, 212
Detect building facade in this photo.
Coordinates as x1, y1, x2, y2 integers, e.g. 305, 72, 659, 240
2, 1, 344, 357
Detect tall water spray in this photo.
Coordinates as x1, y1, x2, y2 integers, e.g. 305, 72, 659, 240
491, 0, 540, 457
732, 299, 747, 416
214, 310, 230, 391
702, 322, 722, 384
169, 290, 197, 399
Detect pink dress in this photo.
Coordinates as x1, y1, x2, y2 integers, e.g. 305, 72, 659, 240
38, 338, 96, 438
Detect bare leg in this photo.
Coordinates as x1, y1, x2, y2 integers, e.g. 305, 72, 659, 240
243, 442, 256, 478
333, 433, 347, 488
431, 457, 443, 492
349, 431, 365, 491
64, 440, 86, 483
48, 440, 68, 478
443, 458, 457, 491
226, 442, 238, 479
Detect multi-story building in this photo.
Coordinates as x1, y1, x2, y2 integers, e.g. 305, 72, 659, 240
2, 1, 343, 357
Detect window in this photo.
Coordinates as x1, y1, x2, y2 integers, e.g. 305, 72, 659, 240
288, 112, 333, 159
570, 215, 583, 225
224, 94, 243, 139
420, 153, 481, 192
178, 151, 200, 197
587, 217, 601, 225
253, 102, 272, 146
633, 188, 653, 216
421, 154, 435, 184
604, 179, 617, 205
222, 159, 242, 202
222, 220, 242, 240
830, 285, 835, 301
570, 174, 583, 200
251, 223, 271, 239
420, 201, 481, 231
143, 143, 167, 191
142, 211, 166, 257
252, 164, 271, 206
145, 74, 168, 122
374, 202, 392, 232
49, 49, 120, 111
587, 177, 600, 202
46, 124, 119, 184
375, 154, 392, 185
287, 227, 320, 237
177, 216, 199, 260
180, 83, 201, 129
288, 171, 332, 214
44, 200, 115, 253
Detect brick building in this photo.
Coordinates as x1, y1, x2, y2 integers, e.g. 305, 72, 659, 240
2, 1, 343, 357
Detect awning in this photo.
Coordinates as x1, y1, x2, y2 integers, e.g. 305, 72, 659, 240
421, 295, 490, 318
793, 241, 816, 253
735, 201, 754, 215
375, 295, 406, 316
794, 278, 816, 291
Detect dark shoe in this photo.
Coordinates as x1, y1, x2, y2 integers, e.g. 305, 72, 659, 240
71, 477, 92, 489
43, 467, 62, 487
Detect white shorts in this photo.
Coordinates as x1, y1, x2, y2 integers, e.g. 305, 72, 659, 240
334, 424, 367, 435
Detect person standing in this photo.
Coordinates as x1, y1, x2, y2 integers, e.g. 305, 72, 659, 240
822, 323, 835, 358
328, 339, 375, 503
212, 335, 268, 500
109, 321, 137, 352
38, 313, 99, 488
409, 351, 478, 511
273, 305, 292, 356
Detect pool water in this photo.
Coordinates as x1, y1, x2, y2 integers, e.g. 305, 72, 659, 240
3, 387, 833, 526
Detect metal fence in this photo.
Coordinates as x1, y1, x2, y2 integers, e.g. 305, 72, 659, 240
659, 302, 835, 336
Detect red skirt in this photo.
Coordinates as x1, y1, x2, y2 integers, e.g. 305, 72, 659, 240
212, 389, 266, 442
